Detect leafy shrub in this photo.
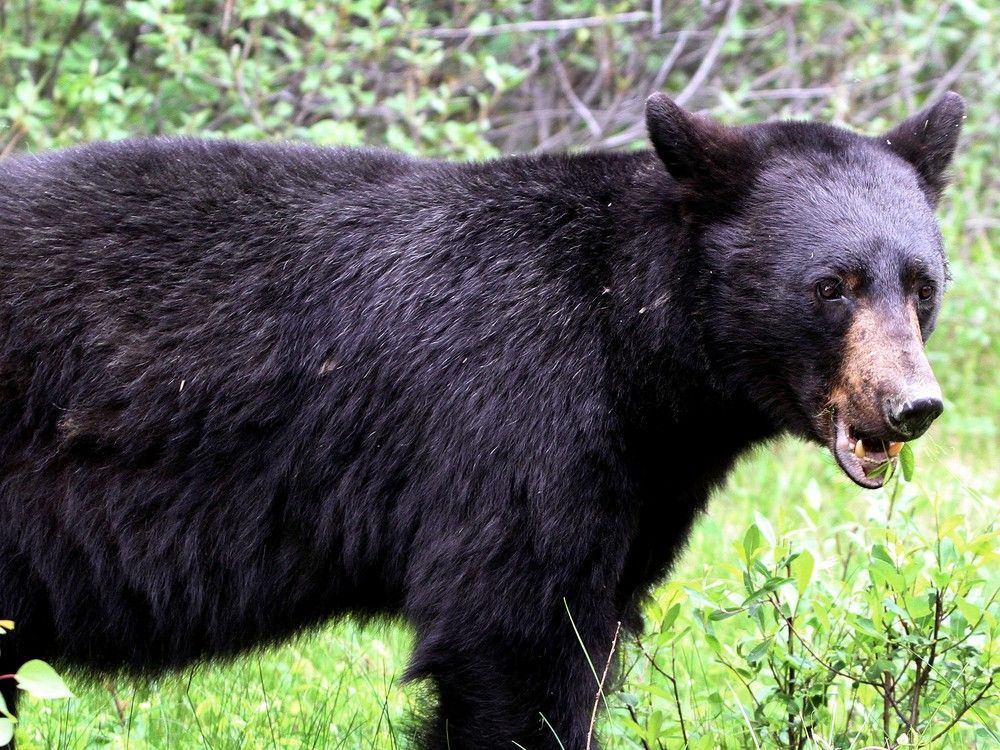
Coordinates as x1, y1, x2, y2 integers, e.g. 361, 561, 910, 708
613, 465, 998, 749
0, 1, 995, 159
0, 622, 73, 745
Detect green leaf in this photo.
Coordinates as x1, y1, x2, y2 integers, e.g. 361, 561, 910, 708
14, 660, 74, 700
955, 596, 982, 624
899, 442, 915, 481
904, 593, 933, 619
870, 559, 904, 591
709, 607, 743, 621
953, 0, 991, 25
745, 639, 771, 664
792, 549, 814, 594
867, 587, 885, 629
743, 524, 762, 561
660, 603, 681, 631
760, 576, 794, 594
937, 514, 963, 538
871, 544, 895, 565
752, 512, 775, 546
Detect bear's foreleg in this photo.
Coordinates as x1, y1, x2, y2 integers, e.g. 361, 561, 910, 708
431, 634, 616, 749
408, 582, 622, 750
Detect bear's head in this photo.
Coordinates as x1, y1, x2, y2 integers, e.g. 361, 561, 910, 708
646, 93, 965, 488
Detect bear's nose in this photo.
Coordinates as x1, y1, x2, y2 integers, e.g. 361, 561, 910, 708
885, 396, 944, 439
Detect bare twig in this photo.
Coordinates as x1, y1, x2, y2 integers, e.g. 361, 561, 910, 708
625, 702, 652, 750
927, 669, 998, 743
547, 39, 602, 137
671, 649, 688, 746
928, 43, 979, 102
0, 121, 26, 158
675, 0, 741, 107
232, 39, 265, 130
419, 11, 652, 39
599, 0, 741, 149
907, 592, 943, 731
37, 0, 88, 98
738, 86, 836, 101
586, 621, 621, 750
103, 680, 127, 728
883, 670, 894, 748
649, 30, 692, 92
937, 586, 1000, 657
221, 0, 235, 36
765, 593, 882, 689
634, 637, 700, 740
593, 23, 691, 149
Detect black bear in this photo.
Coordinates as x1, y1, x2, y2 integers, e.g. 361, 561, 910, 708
0, 92, 963, 749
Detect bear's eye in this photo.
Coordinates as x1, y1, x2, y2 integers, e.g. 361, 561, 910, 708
918, 283, 935, 301
816, 278, 844, 301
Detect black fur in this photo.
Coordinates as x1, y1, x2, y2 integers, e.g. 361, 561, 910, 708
0, 94, 962, 749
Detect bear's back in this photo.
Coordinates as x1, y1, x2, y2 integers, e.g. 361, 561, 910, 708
0, 140, 632, 672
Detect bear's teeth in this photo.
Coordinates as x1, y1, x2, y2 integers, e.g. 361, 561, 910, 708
888, 441, 903, 457
854, 440, 866, 459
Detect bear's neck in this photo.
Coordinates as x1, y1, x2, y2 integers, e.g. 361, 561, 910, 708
598, 152, 774, 437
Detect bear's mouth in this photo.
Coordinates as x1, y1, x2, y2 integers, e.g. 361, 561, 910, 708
830, 412, 904, 489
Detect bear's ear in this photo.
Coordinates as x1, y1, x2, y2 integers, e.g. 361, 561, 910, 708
645, 93, 748, 185
880, 92, 965, 205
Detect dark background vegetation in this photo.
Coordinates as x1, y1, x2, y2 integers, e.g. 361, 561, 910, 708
1, 1, 996, 748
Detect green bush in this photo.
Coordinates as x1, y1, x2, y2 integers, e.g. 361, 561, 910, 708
0, 623, 73, 745
616, 467, 998, 749
1, 1, 995, 160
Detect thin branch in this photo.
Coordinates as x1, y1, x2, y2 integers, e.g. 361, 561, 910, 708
737, 86, 836, 101
675, 0, 741, 107
649, 29, 692, 92
599, 0, 740, 149
636, 636, 713, 741
37, 0, 88, 98
0, 121, 26, 158
937, 586, 1000, 657
586, 621, 621, 750
419, 11, 652, 39
103, 680, 127, 729
927, 670, 998, 743
546, 39, 601, 137
907, 591, 943, 731
759, 592, 876, 689
595, 23, 691, 149
928, 43, 979, 102
220, 0, 235, 36
625, 702, 652, 750
671, 649, 688, 747
883, 671, 894, 748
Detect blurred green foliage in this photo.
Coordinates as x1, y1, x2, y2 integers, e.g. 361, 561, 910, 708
0, 0, 996, 161
2, 1, 996, 748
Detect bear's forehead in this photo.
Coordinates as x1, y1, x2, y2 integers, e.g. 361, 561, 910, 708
752, 149, 942, 254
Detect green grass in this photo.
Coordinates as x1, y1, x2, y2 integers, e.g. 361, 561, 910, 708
13, 176, 998, 750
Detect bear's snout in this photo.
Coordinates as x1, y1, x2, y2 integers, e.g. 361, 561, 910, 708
826, 301, 942, 488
